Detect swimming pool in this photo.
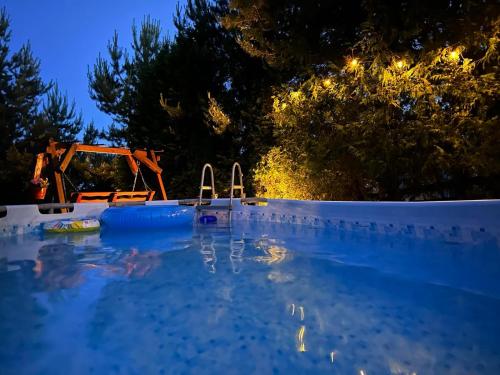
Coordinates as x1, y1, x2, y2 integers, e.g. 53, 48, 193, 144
1, 200, 500, 374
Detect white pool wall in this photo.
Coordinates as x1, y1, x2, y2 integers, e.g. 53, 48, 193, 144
233, 199, 500, 245
0, 200, 180, 237
1, 199, 499, 245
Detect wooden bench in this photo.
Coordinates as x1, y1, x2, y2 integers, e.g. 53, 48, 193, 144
71, 191, 155, 203
111, 191, 155, 202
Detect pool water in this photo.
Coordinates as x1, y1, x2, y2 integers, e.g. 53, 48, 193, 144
1, 222, 500, 375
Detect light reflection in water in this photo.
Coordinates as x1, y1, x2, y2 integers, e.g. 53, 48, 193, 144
1, 228, 479, 374
25, 243, 163, 291
195, 233, 289, 274
253, 235, 289, 264
289, 303, 305, 320
330, 351, 337, 364
230, 238, 245, 274
296, 325, 306, 352
388, 361, 417, 375
35, 244, 85, 290
199, 235, 217, 273
118, 249, 162, 278
254, 246, 288, 265
254, 236, 270, 250
290, 303, 307, 353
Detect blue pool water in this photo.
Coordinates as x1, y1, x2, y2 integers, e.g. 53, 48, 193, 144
1, 222, 500, 374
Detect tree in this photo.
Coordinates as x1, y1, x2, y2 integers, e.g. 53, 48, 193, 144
223, 0, 499, 72
89, 0, 273, 198
86, 0, 499, 200
253, 15, 500, 200
0, 8, 49, 204
0, 8, 48, 158
88, 17, 166, 146
82, 121, 101, 145
28, 84, 83, 144
0, 7, 89, 204
222, 0, 364, 71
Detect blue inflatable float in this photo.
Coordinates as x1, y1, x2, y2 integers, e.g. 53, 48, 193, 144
100, 205, 194, 231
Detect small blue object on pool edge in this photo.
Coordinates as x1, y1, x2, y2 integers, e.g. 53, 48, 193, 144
199, 215, 217, 224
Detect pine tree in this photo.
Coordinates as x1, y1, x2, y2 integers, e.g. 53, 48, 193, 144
89, 0, 272, 197
0, 8, 14, 155
82, 121, 101, 145
88, 18, 165, 146
0, 7, 48, 157
29, 84, 83, 144
0, 7, 87, 204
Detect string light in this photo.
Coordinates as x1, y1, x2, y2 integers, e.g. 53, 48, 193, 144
395, 60, 405, 69
449, 48, 460, 62
322, 78, 331, 87
346, 57, 360, 73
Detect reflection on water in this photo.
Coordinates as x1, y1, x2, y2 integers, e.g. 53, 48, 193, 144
34, 244, 86, 290
330, 350, 337, 364
116, 248, 162, 278
289, 303, 304, 320
296, 325, 306, 352
254, 246, 288, 265
290, 303, 307, 353
1, 225, 500, 375
253, 235, 289, 265
193, 231, 288, 275
267, 270, 295, 283
199, 235, 217, 273
230, 238, 245, 274
2, 241, 163, 292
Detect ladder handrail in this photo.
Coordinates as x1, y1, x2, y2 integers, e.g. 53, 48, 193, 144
230, 162, 245, 207
199, 163, 216, 205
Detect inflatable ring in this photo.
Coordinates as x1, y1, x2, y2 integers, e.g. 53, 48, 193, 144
100, 205, 194, 231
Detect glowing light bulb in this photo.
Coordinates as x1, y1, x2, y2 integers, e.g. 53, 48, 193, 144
323, 78, 331, 87
350, 58, 359, 68
396, 60, 404, 69
449, 49, 460, 61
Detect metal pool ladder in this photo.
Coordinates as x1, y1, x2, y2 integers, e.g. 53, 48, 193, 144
230, 162, 246, 206
199, 163, 217, 205
196, 162, 246, 223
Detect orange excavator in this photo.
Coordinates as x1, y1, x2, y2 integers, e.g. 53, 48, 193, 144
31, 140, 167, 204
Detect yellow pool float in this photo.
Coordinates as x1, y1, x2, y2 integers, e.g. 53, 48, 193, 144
43, 218, 100, 233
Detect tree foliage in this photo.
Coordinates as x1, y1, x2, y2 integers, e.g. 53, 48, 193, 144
2, 1, 498, 203
88, 0, 499, 200
236, 1, 500, 200
89, 0, 273, 197
260, 36, 499, 199
222, 0, 364, 70
0, 8, 48, 158
29, 84, 83, 144
0, 7, 91, 204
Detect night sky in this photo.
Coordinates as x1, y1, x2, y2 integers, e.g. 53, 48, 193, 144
2, 0, 184, 131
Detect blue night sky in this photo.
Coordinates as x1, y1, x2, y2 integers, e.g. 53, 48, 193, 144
2, 0, 184, 131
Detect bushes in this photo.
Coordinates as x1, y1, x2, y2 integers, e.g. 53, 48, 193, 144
254, 27, 500, 200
